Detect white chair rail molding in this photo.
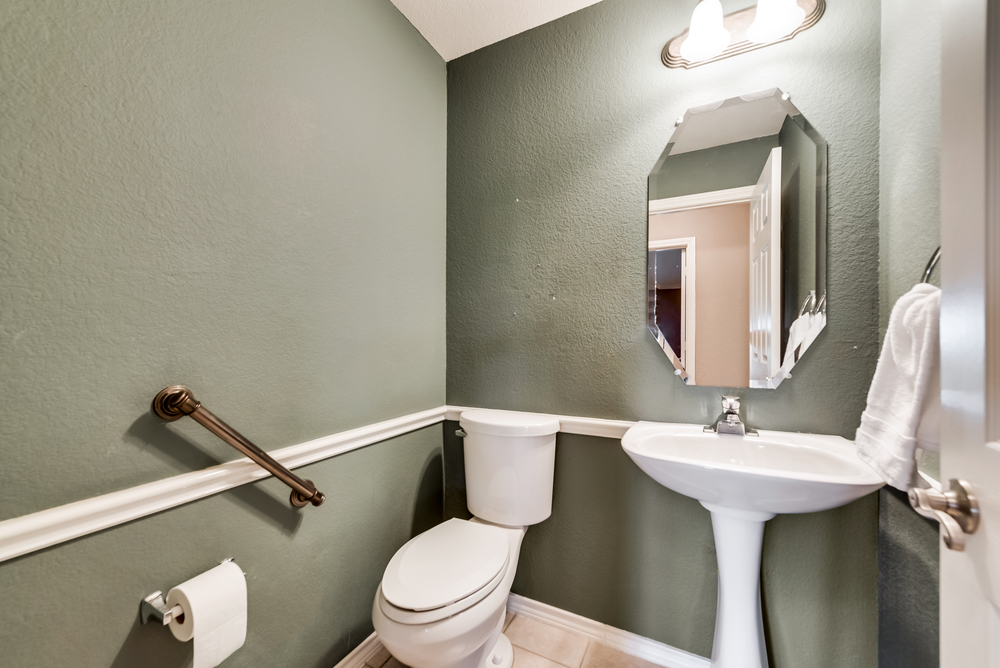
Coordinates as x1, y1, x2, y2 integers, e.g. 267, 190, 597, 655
0, 406, 632, 563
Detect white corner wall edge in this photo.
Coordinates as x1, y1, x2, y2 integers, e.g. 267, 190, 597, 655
331, 596, 710, 668
506, 594, 711, 668
0, 405, 636, 562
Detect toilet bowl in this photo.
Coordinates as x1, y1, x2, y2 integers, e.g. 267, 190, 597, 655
372, 409, 560, 668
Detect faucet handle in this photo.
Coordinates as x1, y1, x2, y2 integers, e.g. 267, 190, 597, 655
722, 395, 741, 414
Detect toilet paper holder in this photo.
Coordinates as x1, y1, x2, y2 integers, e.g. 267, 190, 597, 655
140, 558, 241, 626
141, 591, 184, 626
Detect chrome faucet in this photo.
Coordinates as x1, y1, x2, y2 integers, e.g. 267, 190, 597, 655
704, 395, 758, 436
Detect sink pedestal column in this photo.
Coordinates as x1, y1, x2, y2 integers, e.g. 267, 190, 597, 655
702, 503, 776, 668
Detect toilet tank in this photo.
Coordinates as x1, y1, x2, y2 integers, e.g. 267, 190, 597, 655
459, 409, 560, 526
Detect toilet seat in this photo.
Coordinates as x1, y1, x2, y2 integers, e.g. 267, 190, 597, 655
377, 564, 506, 625
380, 519, 512, 624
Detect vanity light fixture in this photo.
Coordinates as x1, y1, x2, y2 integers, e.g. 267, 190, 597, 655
747, 0, 806, 43
663, 0, 824, 69
679, 0, 730, 63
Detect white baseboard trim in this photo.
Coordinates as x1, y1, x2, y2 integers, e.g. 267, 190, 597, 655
506, 594, 711, 668
336, 632, 384, 668
0, 405, 639, 563
331, 597, 709, 668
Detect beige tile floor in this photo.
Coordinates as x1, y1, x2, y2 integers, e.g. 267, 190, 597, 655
366, 614, 660, 668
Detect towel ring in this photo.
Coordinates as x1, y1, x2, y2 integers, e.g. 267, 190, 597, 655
921, 246, 942, 283
798, 290, 818, 317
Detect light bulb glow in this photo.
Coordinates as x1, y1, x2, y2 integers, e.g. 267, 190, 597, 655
680, 0, 731, 62
747, 0, 806, 44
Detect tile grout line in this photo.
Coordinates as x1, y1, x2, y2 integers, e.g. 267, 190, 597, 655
576, 640, 592, 668
507, 614, 591, 668
510, 643, 579, 668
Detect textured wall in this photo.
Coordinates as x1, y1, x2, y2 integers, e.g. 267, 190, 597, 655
878, 488, 940, 668
1, 429, 444, 668
879, 0, 942, 330
649, 136, 779, 200
446, 0, 881, 665
877, 0, 942, 665
0, 0, 445, 521
0, 0, 446, 665
447, 0, 880, 433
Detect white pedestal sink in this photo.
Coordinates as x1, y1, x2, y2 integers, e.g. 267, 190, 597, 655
621, 422, 884, 668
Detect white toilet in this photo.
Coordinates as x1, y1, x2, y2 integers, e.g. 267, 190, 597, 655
372, 409, 560, 668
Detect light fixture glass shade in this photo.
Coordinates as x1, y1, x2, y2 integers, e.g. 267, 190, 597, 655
747, 0, 806, 44
680, 0, 731, 62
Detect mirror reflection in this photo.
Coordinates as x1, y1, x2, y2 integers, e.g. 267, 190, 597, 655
647, 88, 827, 388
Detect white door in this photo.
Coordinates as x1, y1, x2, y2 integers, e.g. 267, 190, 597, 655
940, 0, 1000, 664
749, 148, 781, 389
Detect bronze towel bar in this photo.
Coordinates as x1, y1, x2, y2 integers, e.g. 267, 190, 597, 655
151, 385, 326, 508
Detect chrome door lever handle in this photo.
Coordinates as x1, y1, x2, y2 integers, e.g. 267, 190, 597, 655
909, 489, 965, 550
908, 479, 980, 551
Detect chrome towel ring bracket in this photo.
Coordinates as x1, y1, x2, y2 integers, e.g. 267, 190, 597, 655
797, 290, 826, 318
921, 246, 942, 284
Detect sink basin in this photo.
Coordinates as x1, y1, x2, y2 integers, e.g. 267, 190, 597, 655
621, 421, 883, 668
621, 422, 884, 516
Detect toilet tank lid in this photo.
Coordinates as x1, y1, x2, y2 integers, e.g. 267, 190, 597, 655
459, 409, 560, 437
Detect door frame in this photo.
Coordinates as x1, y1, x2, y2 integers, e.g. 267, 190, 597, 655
648, 186, 756, 386
648, 185, 755, 216
649, 237, 697, 384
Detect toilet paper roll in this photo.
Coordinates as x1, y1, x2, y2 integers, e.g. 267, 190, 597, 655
166, 561, 247, 668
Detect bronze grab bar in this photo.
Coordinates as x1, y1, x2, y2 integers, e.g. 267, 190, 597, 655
151, 385, 325, 508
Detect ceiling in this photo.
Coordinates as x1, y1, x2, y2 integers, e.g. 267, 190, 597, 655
390, 0, 606, 62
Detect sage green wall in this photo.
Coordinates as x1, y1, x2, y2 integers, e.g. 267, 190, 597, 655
877, 1, 942, 666
648, 135, 780, 200
879, 0, 942, 331
2, 429, 444, 668
446, 0, 880, 665
778, 115, 820, 351
0, 0, 445, 665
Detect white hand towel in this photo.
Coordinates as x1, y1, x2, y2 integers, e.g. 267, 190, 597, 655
856, 283, 940, 490
799, 310, 826, 357
915, 360, 941, 452
780, 312, 814, 370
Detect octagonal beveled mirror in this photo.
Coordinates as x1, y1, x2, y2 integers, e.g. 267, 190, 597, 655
647, 88, 827, 389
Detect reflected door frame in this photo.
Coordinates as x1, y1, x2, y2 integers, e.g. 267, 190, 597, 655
649, 185, 756, 217
650, 237, 697, 383
648, 185, 756, 386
